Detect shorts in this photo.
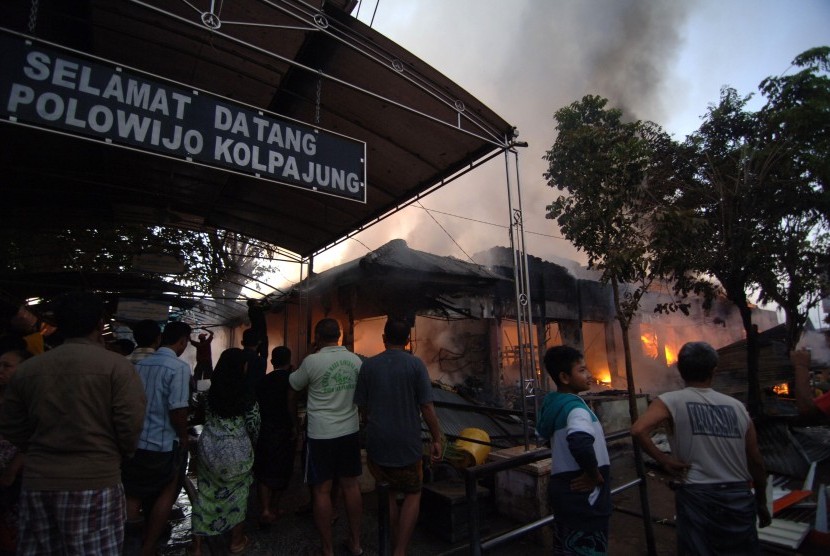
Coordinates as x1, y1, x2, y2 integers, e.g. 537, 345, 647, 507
368, 459, 423, 494
18, 484, 125, 556
305, 432, 361, 486
121, 448, 182, 499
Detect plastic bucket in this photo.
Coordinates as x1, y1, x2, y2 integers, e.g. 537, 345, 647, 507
453, 428, 491, 466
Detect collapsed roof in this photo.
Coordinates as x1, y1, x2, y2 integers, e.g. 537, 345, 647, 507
276, 239, 506, 320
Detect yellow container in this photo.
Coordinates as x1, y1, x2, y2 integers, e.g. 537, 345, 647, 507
453, 428, 491, 466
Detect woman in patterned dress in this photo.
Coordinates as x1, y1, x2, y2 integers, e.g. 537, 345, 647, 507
191, 348, 260, 555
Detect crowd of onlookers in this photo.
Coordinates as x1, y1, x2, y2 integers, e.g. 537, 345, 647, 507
1, 290, 827, 556
0, 292, 442, 556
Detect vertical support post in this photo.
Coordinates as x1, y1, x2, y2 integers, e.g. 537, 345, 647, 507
466, 469, 481, 556
513, 149, 540, 424
296, 258, 306, 358
503, 147, 530, 451
282, 304, 289, 352
377, 482, 391, 556
305, 255, 314, 353
504, 142, 538, 450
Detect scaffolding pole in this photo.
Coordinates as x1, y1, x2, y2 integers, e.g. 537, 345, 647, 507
503, 141, 537, 450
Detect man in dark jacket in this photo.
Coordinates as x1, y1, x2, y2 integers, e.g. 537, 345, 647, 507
0, 291, 146, 555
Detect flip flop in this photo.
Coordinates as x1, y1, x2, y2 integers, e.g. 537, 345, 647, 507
229, 535, 250, 554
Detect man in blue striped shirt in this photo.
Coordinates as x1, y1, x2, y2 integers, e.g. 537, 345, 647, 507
122, 321, 192, 556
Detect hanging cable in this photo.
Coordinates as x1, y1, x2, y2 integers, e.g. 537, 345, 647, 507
28, 0, 39, 34
411, 205, 569, 240
369, 0, 380, 27
314, 69, 323, 125
349, 236, 374, 253
415, 201, 475, 264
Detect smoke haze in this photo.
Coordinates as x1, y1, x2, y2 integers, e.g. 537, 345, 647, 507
314, 0, 692, 273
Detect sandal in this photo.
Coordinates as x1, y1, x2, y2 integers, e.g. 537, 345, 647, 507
229, 535, 249, 554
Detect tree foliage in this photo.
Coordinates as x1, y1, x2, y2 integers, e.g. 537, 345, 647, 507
0, 225, 280, 299
654, 48, 829, 415
754, 46, 830, 350
544, 95, 676, 331
656, 87, 771, 414
546, 48, 829, 419
544, 94, 679, 438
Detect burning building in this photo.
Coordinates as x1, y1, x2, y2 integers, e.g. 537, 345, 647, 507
256, 239, 780, 404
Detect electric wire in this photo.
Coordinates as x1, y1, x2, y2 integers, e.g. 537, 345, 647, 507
415, 201, 475, 264
370, 0, 380, 27
412, 205, 569, 240
349, 236, 374, 253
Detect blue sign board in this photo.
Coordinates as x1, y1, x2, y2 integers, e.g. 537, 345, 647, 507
0, 29, 366, 202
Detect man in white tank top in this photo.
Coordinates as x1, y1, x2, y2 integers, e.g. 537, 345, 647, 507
631, 341, 771, 555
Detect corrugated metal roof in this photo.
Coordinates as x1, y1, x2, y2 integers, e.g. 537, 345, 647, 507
758, 420, 812, 479
430, 386, 526, 449
791, 426, 830, 464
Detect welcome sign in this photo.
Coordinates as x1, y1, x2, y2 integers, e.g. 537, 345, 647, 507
0, 29, 367, 203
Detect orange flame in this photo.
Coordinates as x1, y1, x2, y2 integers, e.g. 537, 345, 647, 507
594, 368, 612, 384
641, 333, 658, 359
772, 382, 790, 396
665, 345, 677, 367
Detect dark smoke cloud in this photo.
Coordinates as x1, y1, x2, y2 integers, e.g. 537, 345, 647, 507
317, 0, 694, 271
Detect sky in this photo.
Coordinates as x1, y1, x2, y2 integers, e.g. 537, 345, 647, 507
272, 0, 830, 304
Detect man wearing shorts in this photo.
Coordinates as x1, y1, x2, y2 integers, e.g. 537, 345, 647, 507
289, 319, 363, 556
353, 318, 442, 556
0, 291, 146, 555
122, 321, 192, 556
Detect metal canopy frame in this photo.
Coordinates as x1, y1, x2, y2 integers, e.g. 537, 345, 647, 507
1, 0, 514, 324
1, 0, 513, 256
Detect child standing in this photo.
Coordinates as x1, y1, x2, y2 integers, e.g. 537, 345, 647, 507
536, 346, 611, 555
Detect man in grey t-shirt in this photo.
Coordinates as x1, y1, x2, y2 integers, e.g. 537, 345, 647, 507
353, 318, 442, 556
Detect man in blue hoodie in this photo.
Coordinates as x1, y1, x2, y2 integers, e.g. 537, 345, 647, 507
536, 346, 611, 555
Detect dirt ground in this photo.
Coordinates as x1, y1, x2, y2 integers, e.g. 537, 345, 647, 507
151, 441, 829, 555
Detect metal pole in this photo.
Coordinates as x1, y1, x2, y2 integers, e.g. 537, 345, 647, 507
296, 258, 306, 358
305, 255, 314, 353
466, 468, 482, 556
512, 148, 540, 426
377, 482, 390, 556
503, 147, 530, 451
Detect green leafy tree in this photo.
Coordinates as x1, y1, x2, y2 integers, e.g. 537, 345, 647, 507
544, 94, 676, 555
544, 95, 676, 397
659, 48, 830, 417
657, 87, 770, 415
655, 48, 830, 416
0, 225, 279, 302
754, 47, 830, 351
